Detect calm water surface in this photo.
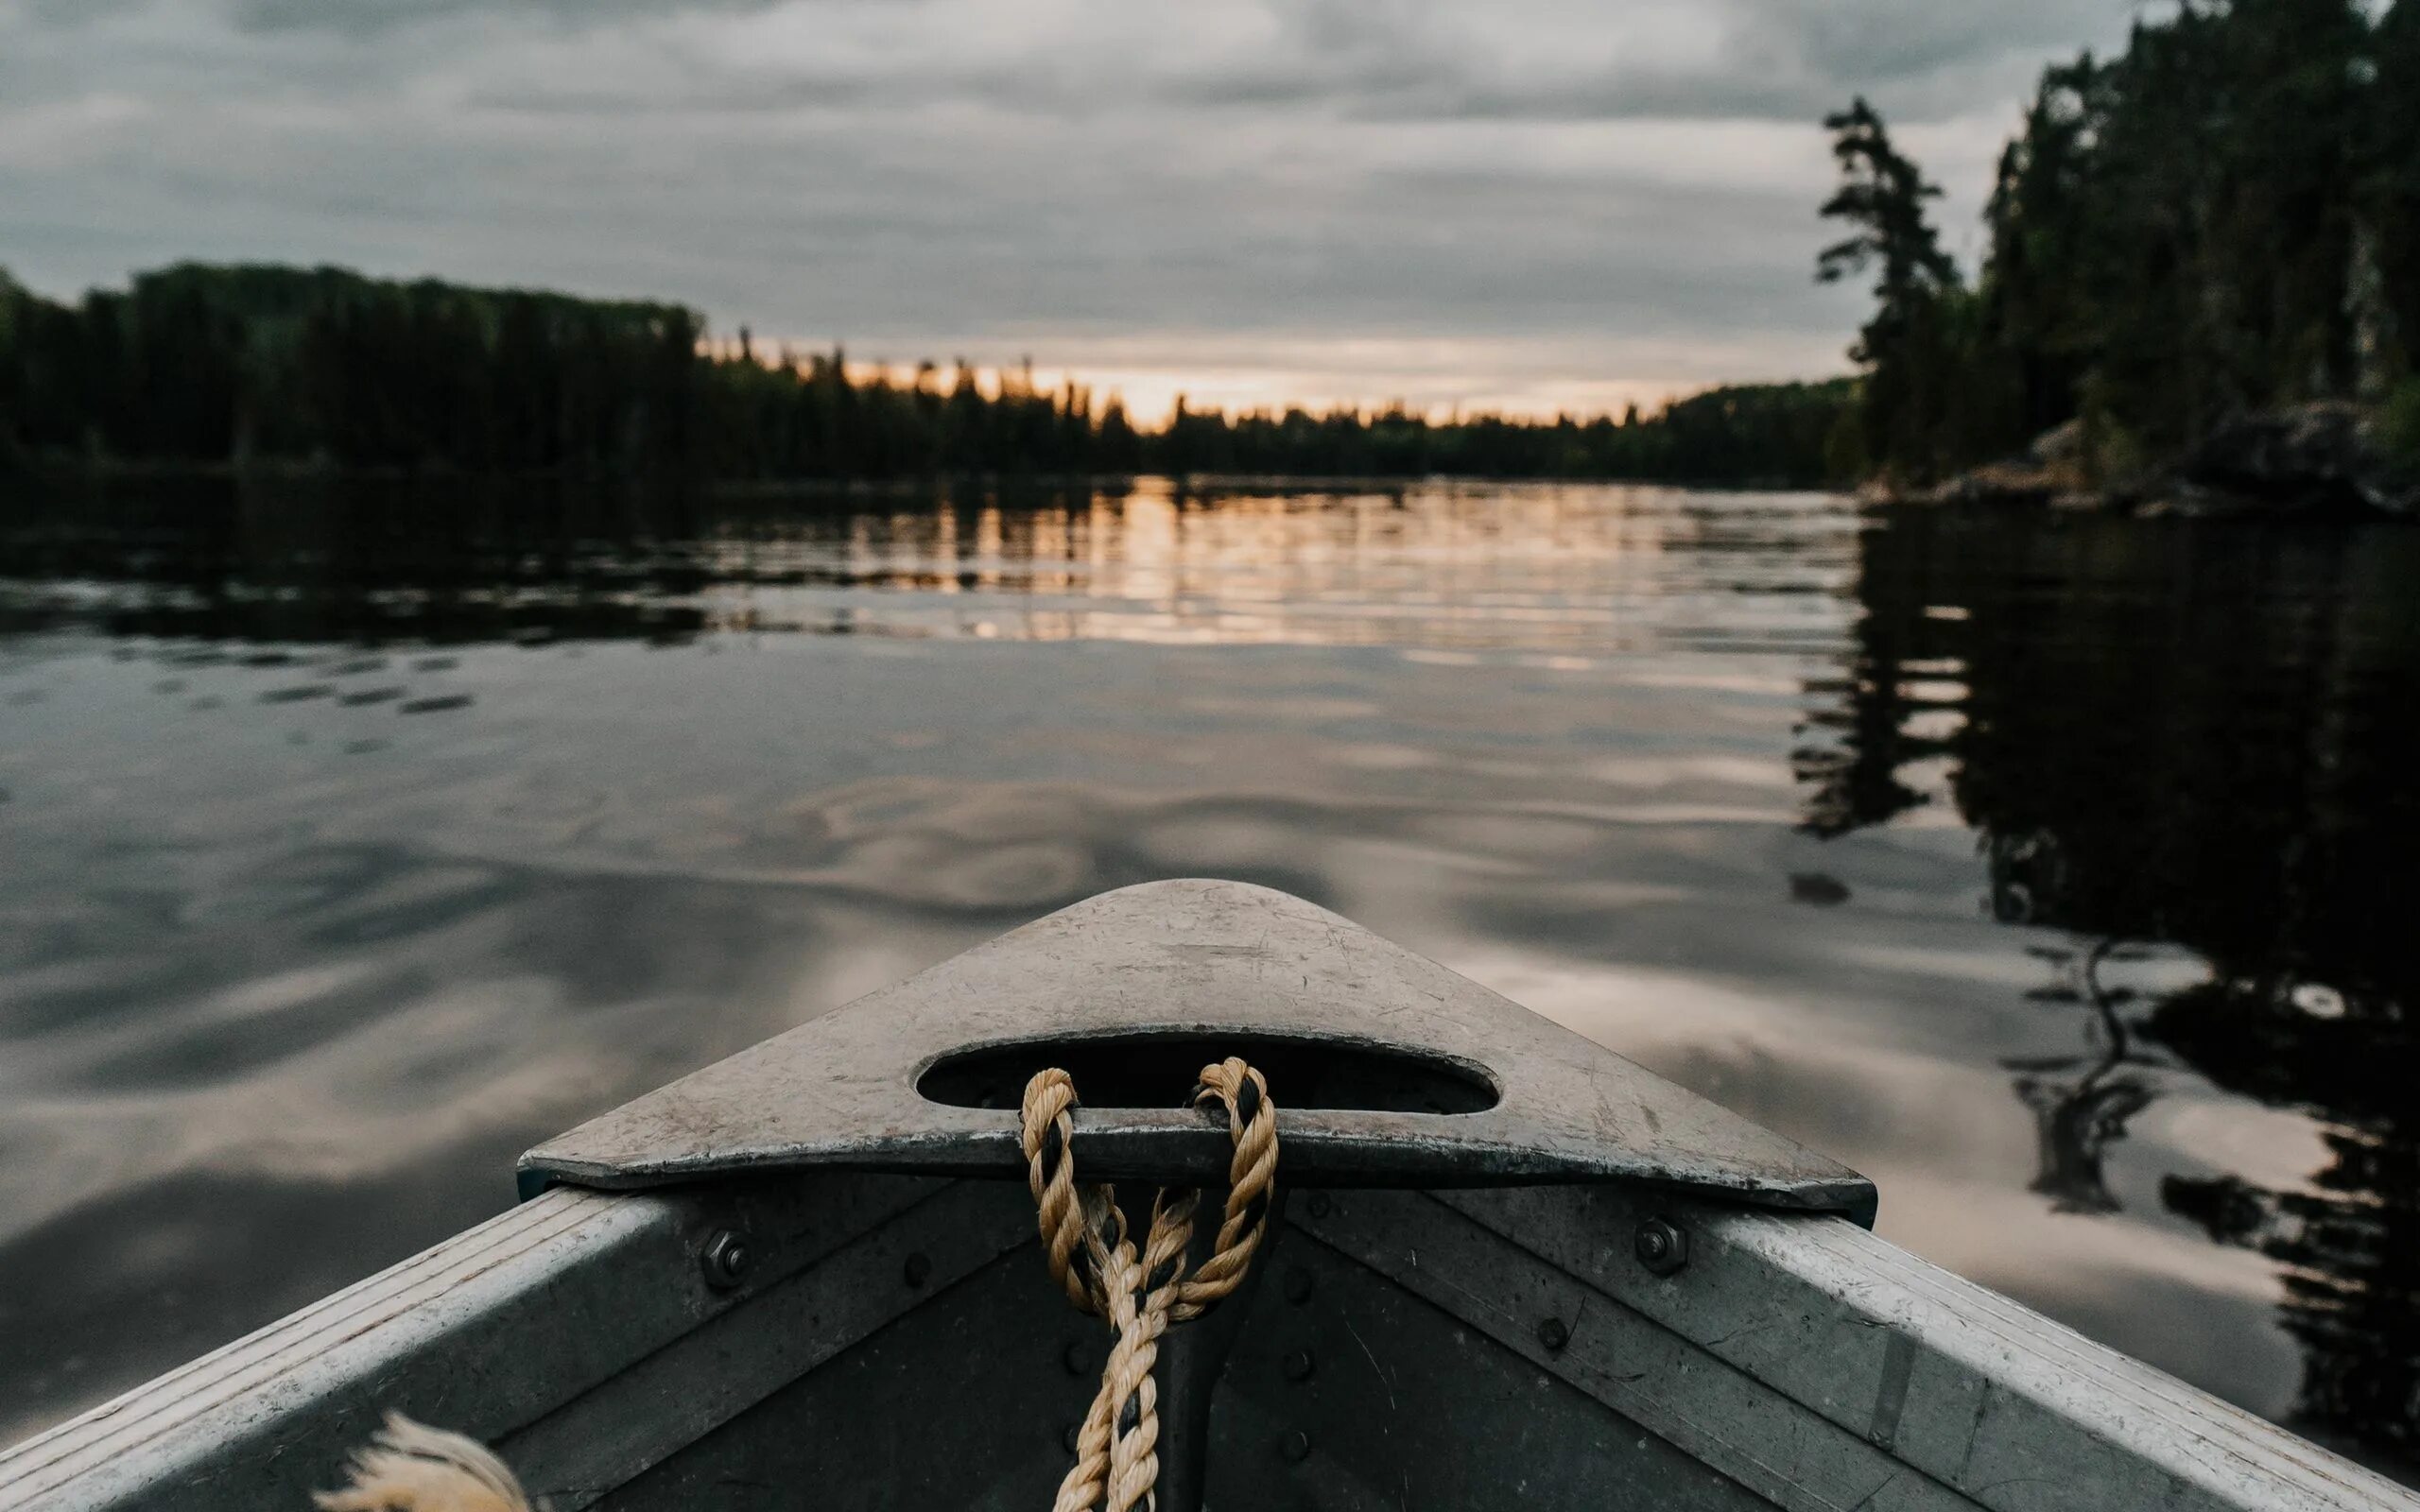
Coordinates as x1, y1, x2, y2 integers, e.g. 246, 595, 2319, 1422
3, 477, 2415, 1479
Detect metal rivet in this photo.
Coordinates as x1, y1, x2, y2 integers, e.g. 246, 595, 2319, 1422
1536, 1316, 1570, 1352
1635, 1217, 1688, 1277
1063, 1340, 1091, 1377
1282, 1349, 1316, 1382
1282, 1266, 1314, 1305
1305, 1193, 1333, 1220
1279, 1429, 1312, 1464
903, 1251, 932, 1288
700, 1229, 752, 1291
1063, 1423, 1082, 1453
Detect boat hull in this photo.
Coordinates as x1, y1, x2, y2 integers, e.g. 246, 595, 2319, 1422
8, 884, 2409, 1510
6, 1166, 2410, 1512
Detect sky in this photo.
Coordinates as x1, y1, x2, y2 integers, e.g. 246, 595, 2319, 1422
0, 0, 2144, 420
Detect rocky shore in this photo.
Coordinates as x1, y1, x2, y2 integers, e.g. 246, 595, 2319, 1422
1917, 403, 2420, 519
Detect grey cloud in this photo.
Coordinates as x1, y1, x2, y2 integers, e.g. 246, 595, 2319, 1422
9, 0, 2140, 115
1777, 0, 2136, 82
0, 77, 1850, 345
225, 0, 794, 37
0, 0, 2124, 402
371, 0, 2133, 128
1175, 0, 2137, 126
165, 0, 2158, 136
18, 0, 157, 24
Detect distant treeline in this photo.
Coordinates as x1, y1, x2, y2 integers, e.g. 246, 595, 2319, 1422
1820, 0, 2420, 484
0, 263, 1854, 486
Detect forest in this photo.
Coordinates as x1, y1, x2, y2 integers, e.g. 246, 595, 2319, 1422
0, 261, 1852, 486
1820, 0, 2420, 488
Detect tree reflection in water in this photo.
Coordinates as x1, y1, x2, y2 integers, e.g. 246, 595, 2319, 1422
1803, 503, 2420, 1469
2006, 939, 2156, 1216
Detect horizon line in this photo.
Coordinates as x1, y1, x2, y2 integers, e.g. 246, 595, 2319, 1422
701, 339, 1852, 428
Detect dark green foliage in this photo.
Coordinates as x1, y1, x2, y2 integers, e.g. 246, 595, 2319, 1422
2374, 0, 2420, 387
1140, 380, 1857, 483
0, 262, 1857, 487
2383, 378, 2420, 467
0, 263, 701, 474
1826, 0, 2413, 483
1818, 97, 1964, 483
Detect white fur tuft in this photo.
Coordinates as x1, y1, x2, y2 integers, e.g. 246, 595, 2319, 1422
313, 1412, 535, 1512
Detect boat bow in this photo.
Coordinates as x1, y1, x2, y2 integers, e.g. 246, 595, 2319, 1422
519, 879, 1877, 1224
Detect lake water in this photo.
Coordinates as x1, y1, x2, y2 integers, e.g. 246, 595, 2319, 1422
3, 476, 2415, 1481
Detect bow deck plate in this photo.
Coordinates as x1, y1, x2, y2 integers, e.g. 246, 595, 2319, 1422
521, 880, 1876, 1223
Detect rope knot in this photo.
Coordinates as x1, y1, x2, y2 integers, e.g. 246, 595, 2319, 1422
1020, 1059, 1279, 1512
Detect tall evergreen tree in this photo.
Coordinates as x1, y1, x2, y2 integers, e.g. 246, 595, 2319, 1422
2371, 0, 2420, 394
1818, 98, 1964, 482
1976, 60, 2102, 448
1826, 0, 2415, 483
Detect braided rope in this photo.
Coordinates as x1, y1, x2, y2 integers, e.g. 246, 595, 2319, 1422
1021, 1057, 1278, 1512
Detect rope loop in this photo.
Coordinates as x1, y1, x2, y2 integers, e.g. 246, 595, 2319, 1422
1020, 1058, 1279, 1512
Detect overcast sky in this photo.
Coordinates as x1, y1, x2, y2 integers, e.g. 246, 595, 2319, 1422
0, 0, 2143, 418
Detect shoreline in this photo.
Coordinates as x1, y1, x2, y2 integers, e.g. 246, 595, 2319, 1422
1898, 403, 2420, 522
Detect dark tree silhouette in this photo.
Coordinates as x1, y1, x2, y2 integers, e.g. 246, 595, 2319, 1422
1824, 0, 2420, 483
1818, 97, 1962, 482
0, 264, 1858, 487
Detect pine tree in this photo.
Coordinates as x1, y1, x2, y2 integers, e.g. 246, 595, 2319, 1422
2370, 0, 2420, 392
1818, 97, 1963, 482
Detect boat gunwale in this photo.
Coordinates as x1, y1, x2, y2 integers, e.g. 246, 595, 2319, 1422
1417, 1185, 2420, 1512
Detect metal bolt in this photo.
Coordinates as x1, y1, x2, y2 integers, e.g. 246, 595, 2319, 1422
1282, 1266, 1314, 1305
1635, 1217, 1689, 1277
1063, 1340, 1091, 1377
1279, 1429, 1312, 1464
1305, 1193, 1333, 1220
1282, 1349, 1316, 1382
700, 1229, 752, 1291
1535, 1316, 1570, 1352
903, 1251, 932, 1288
